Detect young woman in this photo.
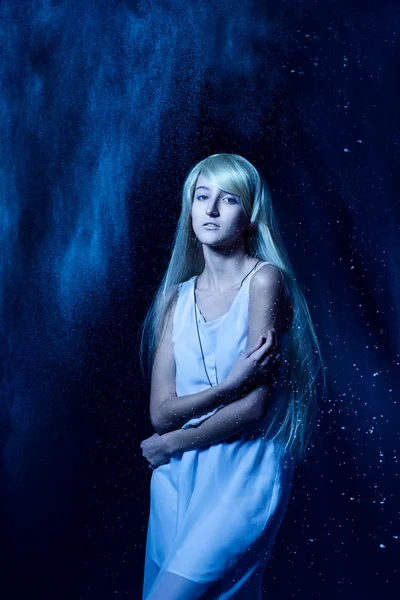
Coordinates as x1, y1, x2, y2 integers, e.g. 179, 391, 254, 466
139, 153, 326, 599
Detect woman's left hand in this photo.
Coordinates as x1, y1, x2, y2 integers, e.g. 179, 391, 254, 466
140, 432, 172, 469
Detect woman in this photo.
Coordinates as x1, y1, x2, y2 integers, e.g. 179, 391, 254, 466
139, 153, 326, 599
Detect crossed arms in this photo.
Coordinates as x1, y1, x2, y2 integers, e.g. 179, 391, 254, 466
149, 264, 287, 453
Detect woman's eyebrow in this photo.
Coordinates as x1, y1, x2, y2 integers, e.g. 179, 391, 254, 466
195, 185, 238, 197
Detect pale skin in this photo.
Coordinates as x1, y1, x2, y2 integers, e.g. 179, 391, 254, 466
140, 174, 287, 468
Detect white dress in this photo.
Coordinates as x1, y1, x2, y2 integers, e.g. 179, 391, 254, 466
142, 261, 294, 599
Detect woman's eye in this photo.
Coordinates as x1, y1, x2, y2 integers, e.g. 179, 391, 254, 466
196, 195, 237, 203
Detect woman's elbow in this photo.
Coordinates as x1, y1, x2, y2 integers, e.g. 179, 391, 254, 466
151, 411, 174, 435
150, 408, 164, 435
151, 421, 165, 435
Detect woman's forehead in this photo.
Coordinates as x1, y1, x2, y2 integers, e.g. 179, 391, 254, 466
195, 173, 240, 198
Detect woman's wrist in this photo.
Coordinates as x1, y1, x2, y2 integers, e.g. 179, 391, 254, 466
163, 428, 184, 456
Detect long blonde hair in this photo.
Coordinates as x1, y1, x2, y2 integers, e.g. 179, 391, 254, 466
139, 153, 327, 463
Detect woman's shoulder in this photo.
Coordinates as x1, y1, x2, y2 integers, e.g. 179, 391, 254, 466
250, 263, 289, 301
176, 275, 195, 293
164, 276, 194, 308
251, 262, 285, 286
249, 263, 292, 333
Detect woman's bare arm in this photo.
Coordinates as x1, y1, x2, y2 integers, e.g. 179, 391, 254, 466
150, 284, 244, 434
154, 381, 244, 435
151, 265, 286, 435
163, 383, 271, 454
161, 264, 287, 451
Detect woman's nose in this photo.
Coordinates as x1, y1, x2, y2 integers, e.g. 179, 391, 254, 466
206, 200, 219, 215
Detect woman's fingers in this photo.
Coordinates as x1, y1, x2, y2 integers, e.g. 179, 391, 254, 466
257, 329, 274, 349
257, 329, 275, 352
257, 331, 281, 364
247, 329, 279, 361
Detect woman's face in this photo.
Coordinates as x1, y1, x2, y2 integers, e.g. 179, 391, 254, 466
190, 174, 251, 250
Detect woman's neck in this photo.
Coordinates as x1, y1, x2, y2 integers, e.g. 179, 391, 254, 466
198, 254, 259, 293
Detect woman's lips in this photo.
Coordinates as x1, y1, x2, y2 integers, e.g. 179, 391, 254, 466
203, 224, 220, 228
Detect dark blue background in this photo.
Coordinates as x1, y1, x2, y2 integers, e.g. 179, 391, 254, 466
0, 0, 398, 598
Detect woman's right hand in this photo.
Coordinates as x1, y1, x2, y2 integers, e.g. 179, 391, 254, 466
224, 329, 281, 398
